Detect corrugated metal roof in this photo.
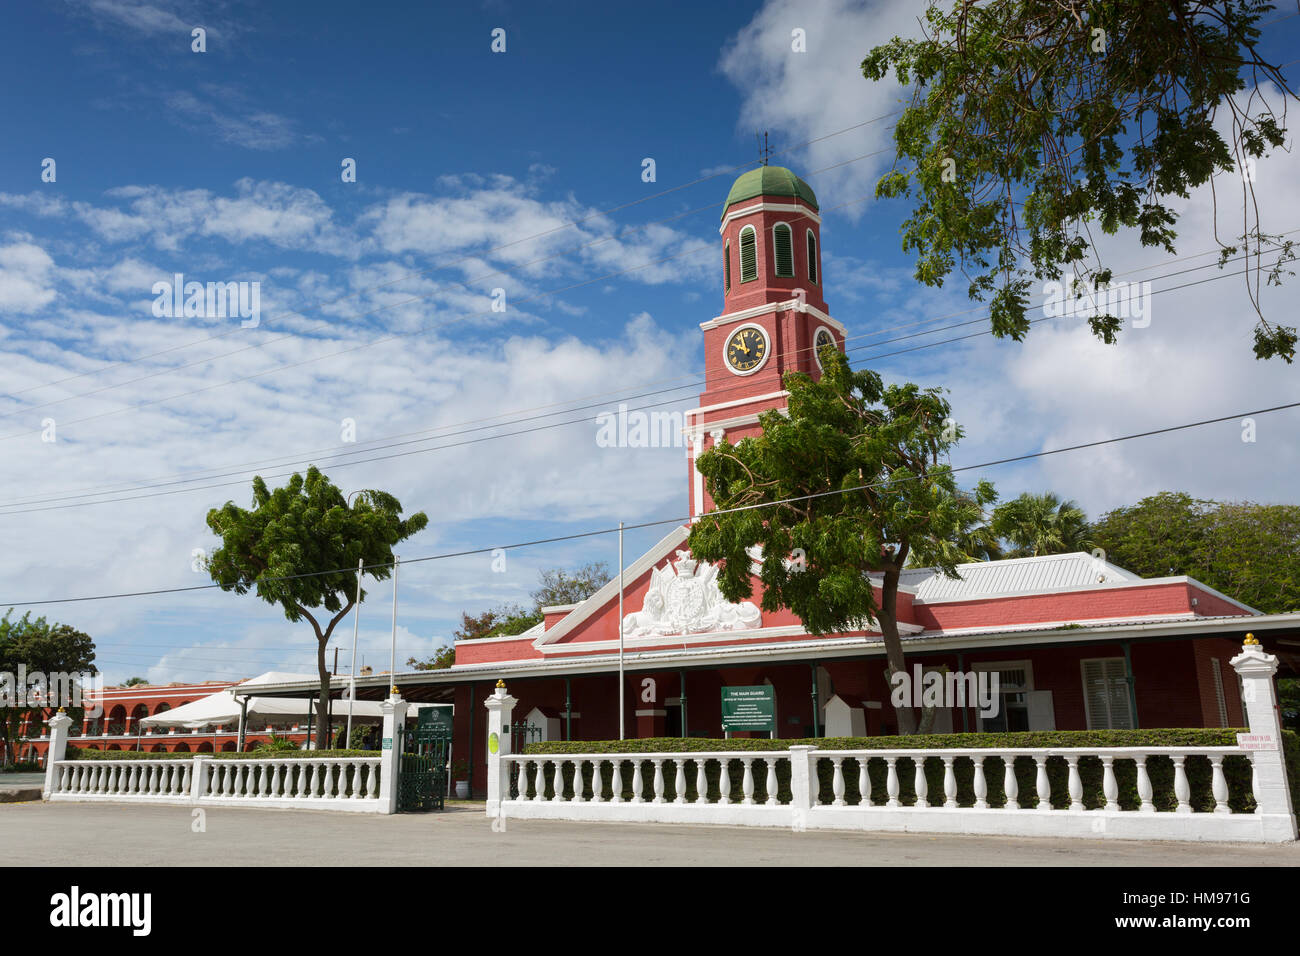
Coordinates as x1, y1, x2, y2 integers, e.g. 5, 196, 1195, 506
897, 552, 1139, 601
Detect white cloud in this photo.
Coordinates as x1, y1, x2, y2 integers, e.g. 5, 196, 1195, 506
0, 242, 57, 312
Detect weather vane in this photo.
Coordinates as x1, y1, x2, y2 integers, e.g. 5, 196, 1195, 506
756, 130, 772, 166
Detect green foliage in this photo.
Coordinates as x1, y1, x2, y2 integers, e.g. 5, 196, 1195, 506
0, 609, 96, 766
687, 349, 994, 732
991, 492, 1094, 557
1091, 491, 1300, 612
68, 748, 369, 760
532, 562, 610, 607
254, 733, 303, 753
862, 0, 1297, 360
121, 677, 148, 687
524, 730, 1299, 812
205, 466, 427, 739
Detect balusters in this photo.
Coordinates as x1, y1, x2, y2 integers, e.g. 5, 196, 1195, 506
858, 758, 871, 808
832, 757, 846, 806
1210, 755, 1229, 814
942, 757, 957, 808
1034, 756, 1051, 811
719, 758, 732, 805
886, 757, 900, 807
913, 756, 928, 809
652, 759, 665, 804
611, 760, 624, 804
575, 759, 588, 802
631, 760, 645, 804
1067, 757, 1083, 812
741, 757, 755, 806
674, 760, 687, 805
695, 759, 707, 805
364, 762, 376, 799
1136, 755, 1154, 812
591, 759, 604, 802
765, 759, 779, 807
1172, 755, 1191, 814
515, 760, 527, 801
533, 760, 545, 802
973, 757, 988, 810
1101, 756, 1119, 812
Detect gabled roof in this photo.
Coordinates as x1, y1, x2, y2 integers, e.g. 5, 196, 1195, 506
896, 552, 1139, 602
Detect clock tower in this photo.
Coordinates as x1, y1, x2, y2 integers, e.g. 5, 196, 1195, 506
686, 165, 846, 518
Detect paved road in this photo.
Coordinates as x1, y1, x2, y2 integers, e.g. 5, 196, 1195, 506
3, 801, 1298, 866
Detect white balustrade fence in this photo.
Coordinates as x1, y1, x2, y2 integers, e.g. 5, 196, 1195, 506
482, 642, 1297, 844
488, 744, 1294, 842
46, 755, 385, 812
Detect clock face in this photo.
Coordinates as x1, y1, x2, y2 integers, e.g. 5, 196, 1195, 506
726, 325, 768, 374
813, 327, 837, 369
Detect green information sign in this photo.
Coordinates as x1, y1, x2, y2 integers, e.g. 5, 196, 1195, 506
720, 685, 775, 733
416, 705, 454, 740
382, 737, 392, 750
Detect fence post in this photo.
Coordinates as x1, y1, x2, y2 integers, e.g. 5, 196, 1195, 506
378, 689, 409, 815
42, 709, 72, 798
788, 745, 816, 829
190, 756, 208, 803
484, 680, 518, 817
1230, 634, 1298, 841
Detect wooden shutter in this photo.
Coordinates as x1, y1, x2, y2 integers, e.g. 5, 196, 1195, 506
1082, 659, 1133, 729
773, 223, 793, 277
724, 240, 731, 291
739, 226, 757, 282
807, 230, 818, 284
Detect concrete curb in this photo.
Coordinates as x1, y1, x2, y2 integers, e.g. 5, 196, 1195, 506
0, 787, 43, 803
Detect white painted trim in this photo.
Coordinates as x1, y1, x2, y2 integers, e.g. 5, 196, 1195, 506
685, 389, 789, 418
700, 299, 845, 334
533, 525, 691, 646
723, 322, 772, 377
719, 201, 821, 233
541, 620, 924, 656
684, 410, 779, 442
541, 603, 580, 614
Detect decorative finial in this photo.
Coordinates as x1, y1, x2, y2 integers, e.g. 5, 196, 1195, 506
495, 679, 506, 689
391, 685, 399, 695
1243, 633, 1259, 646
756, 130, 772, 167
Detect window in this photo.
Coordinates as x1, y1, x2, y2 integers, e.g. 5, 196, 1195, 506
724, 240, 731, 292
1081, 658, 1134, 729
772, 222, 794, 277
739, 225, 757, 282
806, 229, 818, 284
974, 661, 1034, 732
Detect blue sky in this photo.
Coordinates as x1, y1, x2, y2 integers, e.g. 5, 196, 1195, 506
1, 0, 1298, 684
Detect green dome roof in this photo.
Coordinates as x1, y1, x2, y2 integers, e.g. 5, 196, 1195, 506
723, 166, 818, 218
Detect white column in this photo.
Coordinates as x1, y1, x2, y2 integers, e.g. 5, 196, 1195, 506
1230, 637, 1298, 839
43, 710, 72, 797
377, 690, 409, 815
482, 681, 518, 817
788, 746, 816, 817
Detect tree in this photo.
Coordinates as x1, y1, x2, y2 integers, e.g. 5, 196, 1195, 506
687, 348, 995, 733
532, 562, 611, 608
0, 610, 96, 766
1091, 491, 1300, 612
122, 676, 148, 687
409, 565, 610, 671
863, 1, 1297, 360
990, 491, 1094, 557
205, 467, 427, 748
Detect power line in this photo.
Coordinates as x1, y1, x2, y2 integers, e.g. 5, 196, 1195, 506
0, 242, 1281, 516
1, 395, 1294, 607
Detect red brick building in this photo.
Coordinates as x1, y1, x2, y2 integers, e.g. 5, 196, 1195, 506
237, 166, 1300, 797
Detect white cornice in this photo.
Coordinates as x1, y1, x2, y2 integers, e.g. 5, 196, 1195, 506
685, 390, 789, 418
719, 201, 821, 233
699, 298, 845, 334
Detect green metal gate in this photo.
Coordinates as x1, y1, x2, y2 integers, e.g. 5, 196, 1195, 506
397, 705, 453, 813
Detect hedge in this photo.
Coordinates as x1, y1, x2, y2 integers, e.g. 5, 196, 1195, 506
518, 729, 1300, 814
63, 748, 372, 761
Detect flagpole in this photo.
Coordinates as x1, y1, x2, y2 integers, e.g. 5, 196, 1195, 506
618, 521, 625, 741
345, 557, 362, 748
389, 555, 400, 697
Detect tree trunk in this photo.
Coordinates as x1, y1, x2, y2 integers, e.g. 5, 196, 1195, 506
877, 562, 917, 734
316, 637, 331, 751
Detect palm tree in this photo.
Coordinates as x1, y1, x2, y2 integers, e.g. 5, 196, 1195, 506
991, 492, 1093, 558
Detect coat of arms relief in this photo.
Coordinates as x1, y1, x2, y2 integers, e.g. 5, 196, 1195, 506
620, 550, 761, 638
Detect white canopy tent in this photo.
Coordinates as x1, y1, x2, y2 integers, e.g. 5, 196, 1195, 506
139, 672, 386, 730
